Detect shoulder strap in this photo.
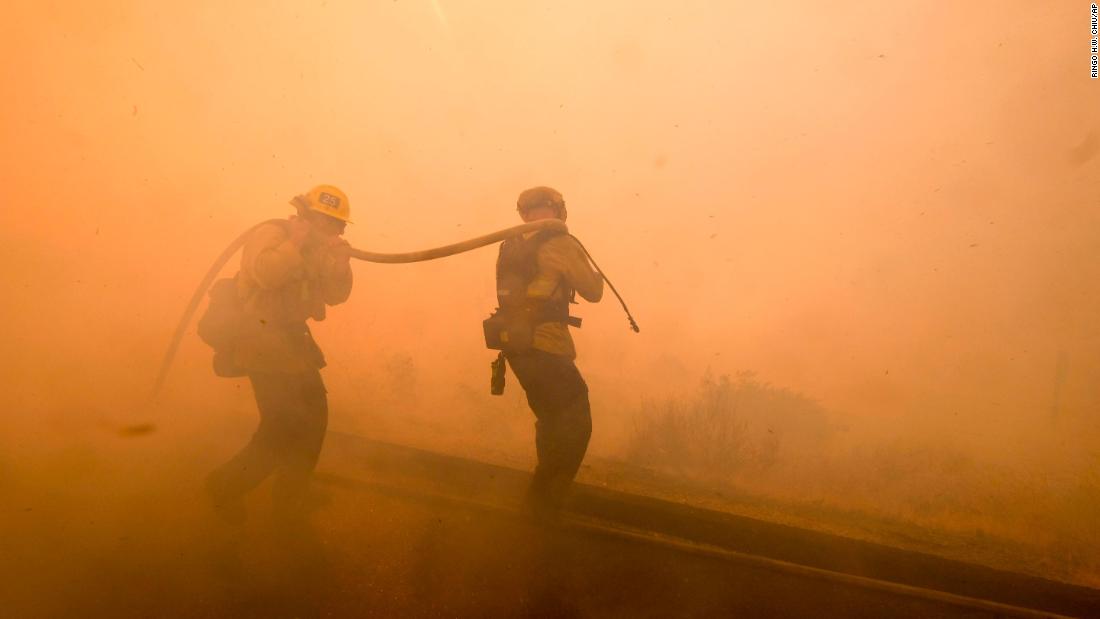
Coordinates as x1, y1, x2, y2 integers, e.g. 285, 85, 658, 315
494, 228, 574, 324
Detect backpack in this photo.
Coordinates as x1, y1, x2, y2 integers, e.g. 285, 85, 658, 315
196, 275, 248, 377
482, 229, 577, 353
196, 220, 293, 377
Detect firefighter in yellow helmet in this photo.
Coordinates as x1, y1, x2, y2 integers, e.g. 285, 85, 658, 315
491, 186, 603, 521
206, 184, 354, 526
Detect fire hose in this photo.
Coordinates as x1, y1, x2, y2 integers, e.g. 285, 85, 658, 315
152, 218, 638, 398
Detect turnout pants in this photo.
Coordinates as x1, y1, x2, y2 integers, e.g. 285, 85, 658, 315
208, 369, 329, 519
505, 349, 592, 515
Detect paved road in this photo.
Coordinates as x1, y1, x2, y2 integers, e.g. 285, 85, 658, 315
55, 474, 1029, 618
5, 432, 1096, 618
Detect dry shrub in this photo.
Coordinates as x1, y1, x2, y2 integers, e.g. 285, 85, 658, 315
626, 371, 833, 478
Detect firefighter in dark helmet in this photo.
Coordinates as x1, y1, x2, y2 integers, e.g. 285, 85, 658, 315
489, 186, 603, 520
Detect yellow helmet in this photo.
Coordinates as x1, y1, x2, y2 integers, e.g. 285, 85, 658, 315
290, 184, 352, 223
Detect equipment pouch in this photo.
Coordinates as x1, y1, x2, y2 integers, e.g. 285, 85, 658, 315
211, 350, 246, 378
483, 309, 534, 353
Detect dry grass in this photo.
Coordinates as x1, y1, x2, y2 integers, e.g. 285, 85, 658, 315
621, 372, 1100, 586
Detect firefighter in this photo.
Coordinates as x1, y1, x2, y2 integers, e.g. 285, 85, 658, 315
493, 186, 604, 520
205, 184, 354, 526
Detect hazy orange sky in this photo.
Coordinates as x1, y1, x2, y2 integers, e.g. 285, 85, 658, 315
1, 1, 1098, 462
